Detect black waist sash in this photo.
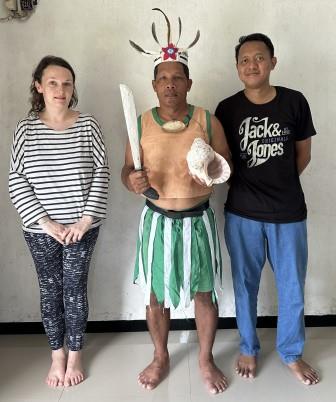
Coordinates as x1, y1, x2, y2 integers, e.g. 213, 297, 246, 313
146, 199, 209, 219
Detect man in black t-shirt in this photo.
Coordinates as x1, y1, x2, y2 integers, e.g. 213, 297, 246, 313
215, 33, 319, 385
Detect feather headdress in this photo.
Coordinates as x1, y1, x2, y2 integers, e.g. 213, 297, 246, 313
129, 8, 200, 67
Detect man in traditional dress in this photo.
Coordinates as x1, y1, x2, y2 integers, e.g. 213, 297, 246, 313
121, 8, 231, 394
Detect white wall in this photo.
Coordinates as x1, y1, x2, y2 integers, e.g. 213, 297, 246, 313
0, 0, 335, 322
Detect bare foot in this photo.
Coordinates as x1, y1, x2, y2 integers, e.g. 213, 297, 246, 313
45, 348, 66, 387
236, 354, 257, 379
199, 358, 228, 394
287, 359, 319, 385
138, 354, 169, 390
64, 350, 85, 387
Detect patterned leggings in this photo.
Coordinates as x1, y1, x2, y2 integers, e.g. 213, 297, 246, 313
23, 227, 99, 351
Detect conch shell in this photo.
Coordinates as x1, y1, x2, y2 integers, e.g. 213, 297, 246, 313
187, 138, 231, 186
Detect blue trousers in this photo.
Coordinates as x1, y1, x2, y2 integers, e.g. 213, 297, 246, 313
224, 212, 307, 364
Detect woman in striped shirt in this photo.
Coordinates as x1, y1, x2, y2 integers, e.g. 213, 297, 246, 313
9, 56, 109, 387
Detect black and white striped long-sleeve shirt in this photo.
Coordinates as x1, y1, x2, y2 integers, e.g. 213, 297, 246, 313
9, 113, 110, 233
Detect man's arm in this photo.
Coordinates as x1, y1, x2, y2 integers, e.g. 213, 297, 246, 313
205, 114, 232, 182
210, 114, 232, 170
121, 140, 150, 194
296, 137, 311, 175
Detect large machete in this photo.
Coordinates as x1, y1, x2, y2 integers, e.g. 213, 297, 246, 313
120, 84, 159, 200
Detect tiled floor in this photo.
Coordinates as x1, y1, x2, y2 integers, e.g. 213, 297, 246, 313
0, 327, 335, 402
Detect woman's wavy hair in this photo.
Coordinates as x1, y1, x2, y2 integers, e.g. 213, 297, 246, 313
29, 55, 78, 116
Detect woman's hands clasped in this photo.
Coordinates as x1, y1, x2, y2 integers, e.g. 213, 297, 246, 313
39, 215, 93, 245
64, 215, 93, 245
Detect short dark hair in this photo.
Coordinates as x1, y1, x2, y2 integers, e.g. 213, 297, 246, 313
235, 33, 274, 62
29, 55, 78, 116
153, 62, 190, 80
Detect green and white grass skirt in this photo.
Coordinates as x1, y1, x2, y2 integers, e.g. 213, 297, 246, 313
134, 205, 222, 308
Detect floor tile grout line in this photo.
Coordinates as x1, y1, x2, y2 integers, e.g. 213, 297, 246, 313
58, 386, 65, 401
187, 342, 193, 402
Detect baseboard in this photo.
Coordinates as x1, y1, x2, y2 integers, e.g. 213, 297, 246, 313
0, 315, 335, 335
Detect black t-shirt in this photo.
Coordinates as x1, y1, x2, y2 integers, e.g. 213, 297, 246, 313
215, 86, 316, 223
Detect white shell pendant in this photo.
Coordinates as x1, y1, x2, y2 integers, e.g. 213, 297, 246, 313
162, 120, 186, 133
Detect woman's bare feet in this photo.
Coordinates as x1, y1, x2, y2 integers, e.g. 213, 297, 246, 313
287, 359, 319, 385
64, 350, 85, 387
45, 348, 66, 387
138, 353, 169, 390
199, 358, 228, 394
236, 354, 257, 378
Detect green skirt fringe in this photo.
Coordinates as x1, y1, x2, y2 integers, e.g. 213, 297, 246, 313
134, 205, 222, 308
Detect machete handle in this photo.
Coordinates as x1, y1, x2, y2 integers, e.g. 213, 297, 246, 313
135, 168, 159, 200
143, 187, 159, 200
